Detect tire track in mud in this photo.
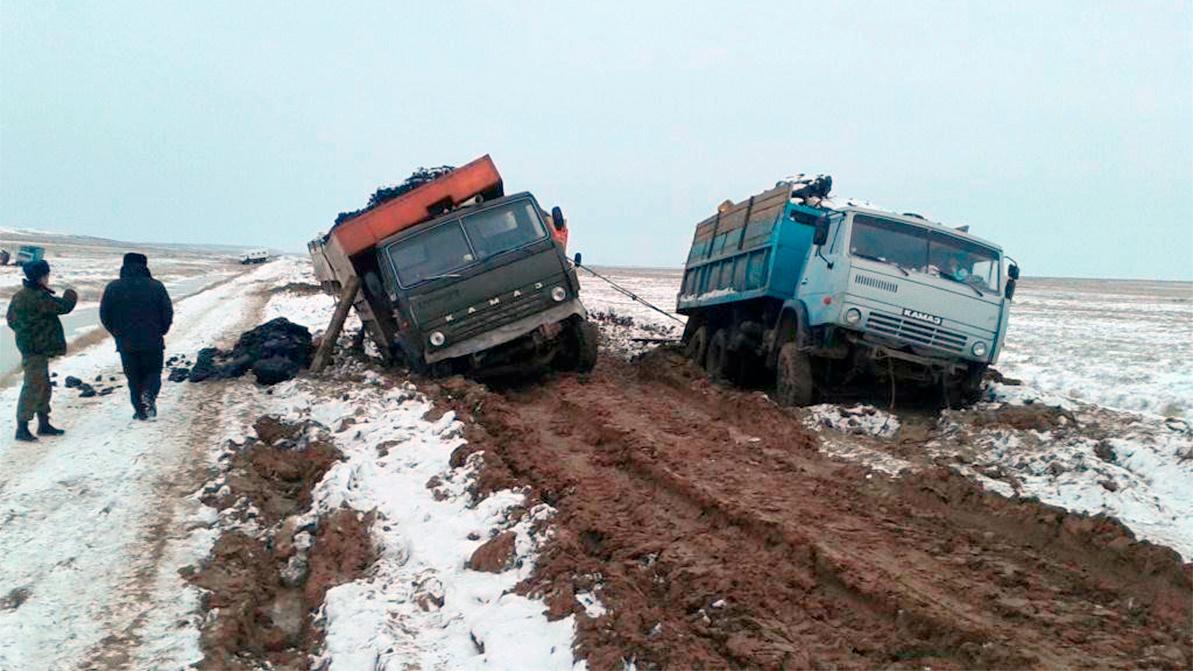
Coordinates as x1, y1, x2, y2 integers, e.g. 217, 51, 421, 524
428, 348, 1192, 670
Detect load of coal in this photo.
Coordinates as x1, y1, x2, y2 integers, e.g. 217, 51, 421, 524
187, 317, 313, 386
333, 165, 455, 226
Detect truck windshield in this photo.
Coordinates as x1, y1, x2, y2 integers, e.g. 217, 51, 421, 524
850, 215, 999, 291
385, 199, 548, 287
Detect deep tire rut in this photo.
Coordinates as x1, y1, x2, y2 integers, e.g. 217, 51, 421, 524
427, 348, 1192, 670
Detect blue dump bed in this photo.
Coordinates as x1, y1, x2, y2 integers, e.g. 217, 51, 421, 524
677, 184, 823, 314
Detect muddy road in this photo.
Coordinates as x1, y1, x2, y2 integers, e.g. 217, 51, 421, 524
428, 349, 1192, 670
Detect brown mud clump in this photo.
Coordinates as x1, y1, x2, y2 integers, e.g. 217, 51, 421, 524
189, 416, 375, 670
467, 531, 518, 573
424, 348, 1192, 670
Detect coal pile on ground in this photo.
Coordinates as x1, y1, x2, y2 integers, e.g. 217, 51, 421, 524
333, 165, 455, 225
188, 318, 312, 386
63, 375, 118, 398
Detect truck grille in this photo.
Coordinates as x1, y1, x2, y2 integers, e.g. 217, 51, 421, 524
853, 273, 898, 293
436, 278, 559, 343
865, 310, 967, 353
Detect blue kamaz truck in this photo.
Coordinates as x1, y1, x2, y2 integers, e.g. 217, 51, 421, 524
677, 177, 1018, 406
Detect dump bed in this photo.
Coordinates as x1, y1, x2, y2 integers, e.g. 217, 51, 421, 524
329, 155, 503, 258
309, 156, 505, 289
677, 183, 817, 313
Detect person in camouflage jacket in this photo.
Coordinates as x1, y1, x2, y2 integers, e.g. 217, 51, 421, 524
5, 260, 77, 441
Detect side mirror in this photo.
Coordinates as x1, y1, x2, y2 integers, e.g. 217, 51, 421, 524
1008, 263, 1020, 280
812, 216, 830, 246
1005, 278, 1017, 300
573, 252, 582, 266
551, 206, 566, 232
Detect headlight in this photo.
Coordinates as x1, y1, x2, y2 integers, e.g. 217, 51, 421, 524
971, 341, 988, 357
844, 307, 862, 325
429, 331, 446, 347
551, 286, 567, 302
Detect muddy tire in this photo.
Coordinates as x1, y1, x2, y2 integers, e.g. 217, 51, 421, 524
947, 364, 986, 406
684, 325, 709, 364
775, 342, 814, 406
556, 319, 599, 373
573, 320, 599, 373
705, 328, 735, 383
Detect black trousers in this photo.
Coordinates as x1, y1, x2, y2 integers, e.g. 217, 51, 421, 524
120, 349, 164, 412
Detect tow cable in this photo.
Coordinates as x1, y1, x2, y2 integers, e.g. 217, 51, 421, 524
574, 262, 687, 327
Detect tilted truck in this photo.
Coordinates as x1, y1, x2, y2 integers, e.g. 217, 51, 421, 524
676, 176, 1019, 405
309, 155, 597, 376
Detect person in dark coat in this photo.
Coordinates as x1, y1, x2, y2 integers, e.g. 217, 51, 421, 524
100, 253, 174, 420
5, 260, 78, 441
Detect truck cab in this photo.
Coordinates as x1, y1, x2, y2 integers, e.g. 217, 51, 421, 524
373, 192, 590, 374
677, 179, 1017, 405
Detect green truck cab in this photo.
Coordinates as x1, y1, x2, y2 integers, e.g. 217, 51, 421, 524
309, 157, 596, 377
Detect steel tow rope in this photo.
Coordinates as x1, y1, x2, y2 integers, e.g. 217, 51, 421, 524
574, 263, 686, 326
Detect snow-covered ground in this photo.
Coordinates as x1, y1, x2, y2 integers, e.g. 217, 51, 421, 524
0, 227, 244, 303
996, 277, 1193, 419
0, 257, 583, 669
0, 260, 293, 668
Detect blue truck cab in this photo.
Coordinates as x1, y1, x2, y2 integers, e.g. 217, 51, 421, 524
676, 179, 1018, 405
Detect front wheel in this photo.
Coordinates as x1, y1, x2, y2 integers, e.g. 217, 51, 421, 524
775, 342, 815, 406
555, 319, 599, 373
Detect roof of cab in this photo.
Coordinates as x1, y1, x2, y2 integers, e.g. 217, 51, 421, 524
818, 201, 1003, 253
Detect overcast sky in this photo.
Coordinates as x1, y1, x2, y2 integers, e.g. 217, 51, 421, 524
2, 2, 1190, 279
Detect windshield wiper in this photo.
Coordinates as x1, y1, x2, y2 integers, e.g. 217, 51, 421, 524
853, 253, 909, 276
421, 272, 462, 283
939, 274, 985, 297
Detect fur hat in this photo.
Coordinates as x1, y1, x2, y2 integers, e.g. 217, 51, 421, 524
123, 252, 149, 266
23, 259, 50, 282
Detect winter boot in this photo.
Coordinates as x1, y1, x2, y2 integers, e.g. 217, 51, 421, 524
15, 421, 37, 442
37, 414, 65, 436
142, 392, 157, 419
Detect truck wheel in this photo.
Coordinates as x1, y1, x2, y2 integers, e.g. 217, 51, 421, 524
555, 319, 599, 373
705, 328, 735, 383
573, 320, 599, 373
684, 325, 709, 364
775, 342, 814, 406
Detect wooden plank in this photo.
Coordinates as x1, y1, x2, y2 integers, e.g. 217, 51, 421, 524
310, 275, 361, 373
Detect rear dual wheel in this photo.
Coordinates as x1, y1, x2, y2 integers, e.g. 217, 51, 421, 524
684, 325, 709, 364
705, 328, 735, 383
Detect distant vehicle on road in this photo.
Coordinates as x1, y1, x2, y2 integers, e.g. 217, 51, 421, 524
240, 250, 271, 264
677, 175, 1019, 406
14, 245, 45, 266
0, 249, 9, 265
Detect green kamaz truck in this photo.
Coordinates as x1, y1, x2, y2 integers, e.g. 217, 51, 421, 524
309, 156, 597, 377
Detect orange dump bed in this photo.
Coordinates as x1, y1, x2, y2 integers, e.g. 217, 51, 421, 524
330, 155, 503, 258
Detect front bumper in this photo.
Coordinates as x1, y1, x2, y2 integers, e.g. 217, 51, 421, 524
424, 299, 587, 364
837, 299, 995, 364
